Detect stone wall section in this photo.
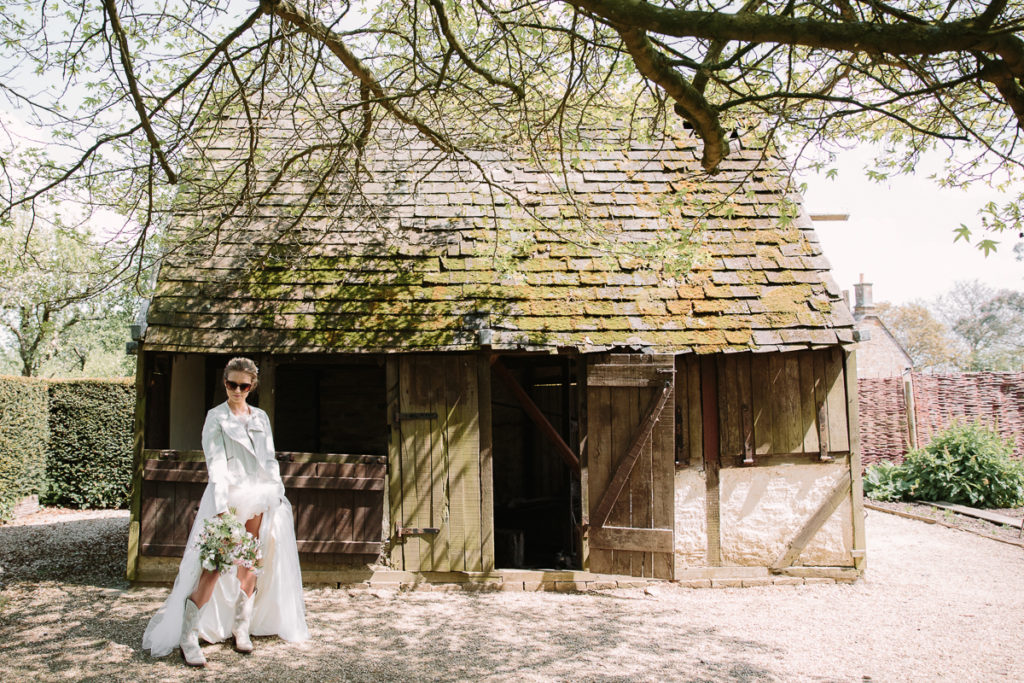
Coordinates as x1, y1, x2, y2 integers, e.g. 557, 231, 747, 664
673, 469, 708, 572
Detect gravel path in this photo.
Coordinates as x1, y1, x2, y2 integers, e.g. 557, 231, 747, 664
1, 508, 1023, 682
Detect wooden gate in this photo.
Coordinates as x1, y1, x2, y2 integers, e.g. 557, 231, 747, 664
139, 454, 385, 561
586, 354, 675, 579
387, 354, 492, 572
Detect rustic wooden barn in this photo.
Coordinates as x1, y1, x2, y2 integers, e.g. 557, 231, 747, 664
127, 125, 865, 587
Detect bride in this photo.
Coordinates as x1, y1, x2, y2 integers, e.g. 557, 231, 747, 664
142, 357, 309, 665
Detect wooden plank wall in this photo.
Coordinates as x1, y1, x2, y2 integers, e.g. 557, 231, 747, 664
674, 348, 859, 571
715, 348, 849, 464
138, 454, 385, 563
391, 355, 489, 572
675, 355, 702, 467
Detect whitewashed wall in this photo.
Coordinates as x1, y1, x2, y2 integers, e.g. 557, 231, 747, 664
674, 463, 854, 571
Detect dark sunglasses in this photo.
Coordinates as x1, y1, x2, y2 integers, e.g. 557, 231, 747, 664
225, 380, 252, 392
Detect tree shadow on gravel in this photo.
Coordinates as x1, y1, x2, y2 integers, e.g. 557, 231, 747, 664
0, 516, 129, 588
0, 585, 786, 682
0, 515, 784, 681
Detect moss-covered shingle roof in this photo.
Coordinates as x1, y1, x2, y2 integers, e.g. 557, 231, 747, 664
145, 127, 854, 354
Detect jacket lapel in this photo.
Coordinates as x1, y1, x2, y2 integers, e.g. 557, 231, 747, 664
217, 403, 257, 456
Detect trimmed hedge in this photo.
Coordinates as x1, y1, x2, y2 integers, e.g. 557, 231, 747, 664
44, 379, 135, 510
0, 376, 50, 522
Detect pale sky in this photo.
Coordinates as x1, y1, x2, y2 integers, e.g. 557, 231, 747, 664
802, 150, 1022, 305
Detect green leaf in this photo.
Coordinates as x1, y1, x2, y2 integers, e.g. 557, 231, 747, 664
976, 239, 999, 256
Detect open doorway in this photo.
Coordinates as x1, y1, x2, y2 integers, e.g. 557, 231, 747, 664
490, 355, 580, 570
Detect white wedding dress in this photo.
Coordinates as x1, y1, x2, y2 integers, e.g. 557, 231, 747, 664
142, 402, 309, 657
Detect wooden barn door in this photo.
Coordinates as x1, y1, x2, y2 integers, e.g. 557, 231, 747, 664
138, 455, 386, 559
388, 354, 490, 572
586, 354, 675, 579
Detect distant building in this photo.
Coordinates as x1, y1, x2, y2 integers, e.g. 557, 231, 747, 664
849, 276, 913, 378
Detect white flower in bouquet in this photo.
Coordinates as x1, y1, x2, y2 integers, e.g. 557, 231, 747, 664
193, 509, 262, 574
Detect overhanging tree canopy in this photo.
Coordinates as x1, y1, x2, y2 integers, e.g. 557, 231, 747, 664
2, 0, 1023, 260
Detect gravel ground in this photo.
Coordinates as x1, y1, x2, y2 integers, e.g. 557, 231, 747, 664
866, 500, 1024, 546
1, 508, 1023, 682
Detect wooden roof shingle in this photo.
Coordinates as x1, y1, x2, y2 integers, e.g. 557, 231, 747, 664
145, 125, 854, 354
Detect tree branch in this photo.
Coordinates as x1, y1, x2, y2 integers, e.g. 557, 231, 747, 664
616, 26, 728, 172
563, 0, 1024, 71
263, 0, 456, 154
427, 0, 525, 100
973, 0, 1010, 30
692, 0, 765, 95
101, 0, 177, 184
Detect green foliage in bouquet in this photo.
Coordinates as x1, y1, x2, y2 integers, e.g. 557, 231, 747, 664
195, 511, 262, 574
864, 421, 1024, 509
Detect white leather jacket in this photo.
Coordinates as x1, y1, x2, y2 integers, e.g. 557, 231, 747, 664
200, 401, 286, 516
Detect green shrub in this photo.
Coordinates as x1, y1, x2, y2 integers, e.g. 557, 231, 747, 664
862, 461, 911, 502
0, 376, 50, 522
43, 379, 135, 509
864, 421, 1024, 509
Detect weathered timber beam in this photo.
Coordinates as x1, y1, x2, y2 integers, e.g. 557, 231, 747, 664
126, 350, 148, 582
617, 26, 727, 172
701, 356, 722, 567
590, 378, 673, 530
492, 356, 581, 475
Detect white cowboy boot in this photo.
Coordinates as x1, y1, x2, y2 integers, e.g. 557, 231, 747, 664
233, 588, 256, 653
179, 598, 206, 667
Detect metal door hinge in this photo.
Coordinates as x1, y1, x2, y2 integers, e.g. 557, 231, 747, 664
396, 527, 440, 538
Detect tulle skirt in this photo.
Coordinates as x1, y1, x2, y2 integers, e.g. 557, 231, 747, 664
141, 484, 309, 657
227, 476, 282, 522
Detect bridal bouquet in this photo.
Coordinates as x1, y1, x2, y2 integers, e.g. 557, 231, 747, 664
194, 510, 262, 574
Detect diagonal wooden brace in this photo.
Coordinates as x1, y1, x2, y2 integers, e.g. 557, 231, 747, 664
771, 469, 852, 570
492, 357, 581, 474
591, 379, 673, 530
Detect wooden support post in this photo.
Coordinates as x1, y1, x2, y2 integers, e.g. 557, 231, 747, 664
492, 356, 581, 474
903, 370, 917, 452
817, 402, 832, 462
385, 357, 403, 569
477, 354, 495, 571
700, 356, 722, 567
126, 350, 148, 582
845, 349, 867, 572
577, 356, 590, 569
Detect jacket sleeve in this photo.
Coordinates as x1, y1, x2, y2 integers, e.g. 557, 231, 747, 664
260, 411, 286, 500
201, 410, 231, 515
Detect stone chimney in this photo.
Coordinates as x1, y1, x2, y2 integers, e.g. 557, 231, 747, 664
853, 274, 874, 320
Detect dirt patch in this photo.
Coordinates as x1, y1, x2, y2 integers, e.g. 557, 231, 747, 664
2, 508, 1024, 682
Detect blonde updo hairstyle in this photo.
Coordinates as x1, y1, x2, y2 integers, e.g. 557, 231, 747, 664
223, 357, 259, 390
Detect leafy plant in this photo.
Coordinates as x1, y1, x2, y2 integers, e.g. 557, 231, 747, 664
864, 421, 1024, 509
862, 461, 910, 502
